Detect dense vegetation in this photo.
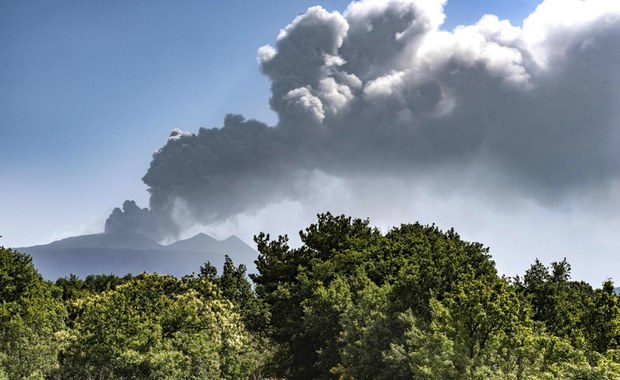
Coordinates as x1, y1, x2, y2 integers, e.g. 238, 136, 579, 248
2, 213, 620, 379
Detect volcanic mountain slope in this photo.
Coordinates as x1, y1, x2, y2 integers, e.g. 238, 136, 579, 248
17, 232, 257, 280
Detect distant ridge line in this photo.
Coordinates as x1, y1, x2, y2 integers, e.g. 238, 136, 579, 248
15, 232, 258, 280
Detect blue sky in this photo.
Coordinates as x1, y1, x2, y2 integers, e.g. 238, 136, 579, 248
2, 0, 618, 285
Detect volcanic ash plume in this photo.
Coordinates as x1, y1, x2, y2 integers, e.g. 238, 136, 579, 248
104, 200, 163, 241
111, 0, 620, 239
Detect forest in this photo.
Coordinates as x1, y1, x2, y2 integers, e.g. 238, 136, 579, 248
1, 213, 620, 379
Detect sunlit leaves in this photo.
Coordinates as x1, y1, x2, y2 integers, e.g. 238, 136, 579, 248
0, 247, 66, 379
58, 273, 259, 379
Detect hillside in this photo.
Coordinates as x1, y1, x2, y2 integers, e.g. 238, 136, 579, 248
17, 232, 257, 280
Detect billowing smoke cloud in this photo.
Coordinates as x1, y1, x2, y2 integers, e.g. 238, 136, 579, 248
140, 115, 317, 236
110, 0, 620, 240
104, 200, 163, 241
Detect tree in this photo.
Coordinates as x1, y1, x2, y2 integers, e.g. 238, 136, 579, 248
57, 273, 260, 379
252, 213, 503, 379
197, 256, 269, 335
516, 259, 595, 344
585, 280, 620, 353
252, 213, 381, 379
0, 247, 66, 379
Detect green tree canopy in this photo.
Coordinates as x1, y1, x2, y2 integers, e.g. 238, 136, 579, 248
57, 273, 261, 379
0, 247, 66, 379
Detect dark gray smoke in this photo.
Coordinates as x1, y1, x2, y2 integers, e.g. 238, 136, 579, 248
104, 200, 163, 241
109, 0, 620, 240
141, 115, 311, 233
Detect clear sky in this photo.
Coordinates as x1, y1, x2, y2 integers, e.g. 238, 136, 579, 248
2, 0, 618, 285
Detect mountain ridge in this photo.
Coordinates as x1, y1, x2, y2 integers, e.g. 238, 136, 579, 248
16, 232, 258, 280
39, 232, 165, 250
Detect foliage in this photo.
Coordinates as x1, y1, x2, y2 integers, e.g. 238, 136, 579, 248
199, 255, 269, 333
55, 273, 260, 379
2, 214, 620, 379
0, 247, 66, 379
252, 213, 620, 379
